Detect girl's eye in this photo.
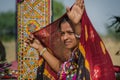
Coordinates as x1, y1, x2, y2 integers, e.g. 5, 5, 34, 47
67, 31, 74, 35
60, 31, 74, 36
60, 32, 65, 36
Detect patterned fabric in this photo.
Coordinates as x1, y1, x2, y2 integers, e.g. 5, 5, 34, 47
58, 49, 90, 80
58, 50, 78, 80
17, 0, 51, 79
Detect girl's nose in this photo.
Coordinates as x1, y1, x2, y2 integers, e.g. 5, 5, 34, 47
63, 33, 69, 40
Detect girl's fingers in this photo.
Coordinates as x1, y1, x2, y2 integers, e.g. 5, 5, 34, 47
75, 0, 81, 6
66, 6, 70, 14
25, 39, 30, 45
80, 0, 84, 8
75, 0, 84, 9
29, 34, 34, 38
81, 0, 84, 5
28, 34, 35, 41
26, 40, 33, 47
29, 43, 33, 47
81, 4, 85, 14
26, 37, 34, 45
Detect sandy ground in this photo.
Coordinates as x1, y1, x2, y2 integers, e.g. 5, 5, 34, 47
102, 37, 120, 66
2, 37, 120, 66
2, 40, 16, 63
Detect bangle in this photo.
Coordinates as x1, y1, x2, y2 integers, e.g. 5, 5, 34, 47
40, 48, 47, 56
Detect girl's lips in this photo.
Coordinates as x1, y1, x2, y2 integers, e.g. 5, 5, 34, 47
64, 41, 71, 46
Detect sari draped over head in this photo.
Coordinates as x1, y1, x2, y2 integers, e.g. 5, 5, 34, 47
33, 8, 116, 80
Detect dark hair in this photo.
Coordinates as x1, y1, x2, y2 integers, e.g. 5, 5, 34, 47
58, 16, 75, 32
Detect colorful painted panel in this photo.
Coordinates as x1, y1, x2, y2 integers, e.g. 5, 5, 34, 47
17, 0, 51, 79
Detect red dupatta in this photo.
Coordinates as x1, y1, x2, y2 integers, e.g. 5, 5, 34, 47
33, 9, 116, 80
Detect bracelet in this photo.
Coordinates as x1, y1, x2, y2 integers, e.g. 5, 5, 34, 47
40, 48, 47, 56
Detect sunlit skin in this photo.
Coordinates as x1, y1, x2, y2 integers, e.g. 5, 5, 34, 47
60, 22, 79, 51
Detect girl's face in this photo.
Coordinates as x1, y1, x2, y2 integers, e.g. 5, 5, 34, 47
60, 21, 79, 50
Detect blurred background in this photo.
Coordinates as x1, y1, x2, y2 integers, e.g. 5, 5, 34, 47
0, 0, 17, 79
0, 0, 16, 63
0, 0, 120, 79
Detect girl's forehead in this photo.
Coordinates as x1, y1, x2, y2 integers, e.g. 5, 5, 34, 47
61, 22, 72, 30
61, 26, 73, 32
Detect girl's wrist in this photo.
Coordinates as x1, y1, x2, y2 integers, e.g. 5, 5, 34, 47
37, 45, 44, 52
74, 23, 81, 35
39, 48, 47, 56
37, 45, 47, 56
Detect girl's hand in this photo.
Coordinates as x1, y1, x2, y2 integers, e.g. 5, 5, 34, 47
26, 34, 44, 51
66, 0, 84, 24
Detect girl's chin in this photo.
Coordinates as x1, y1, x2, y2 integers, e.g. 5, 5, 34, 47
65, 46, 73, 49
